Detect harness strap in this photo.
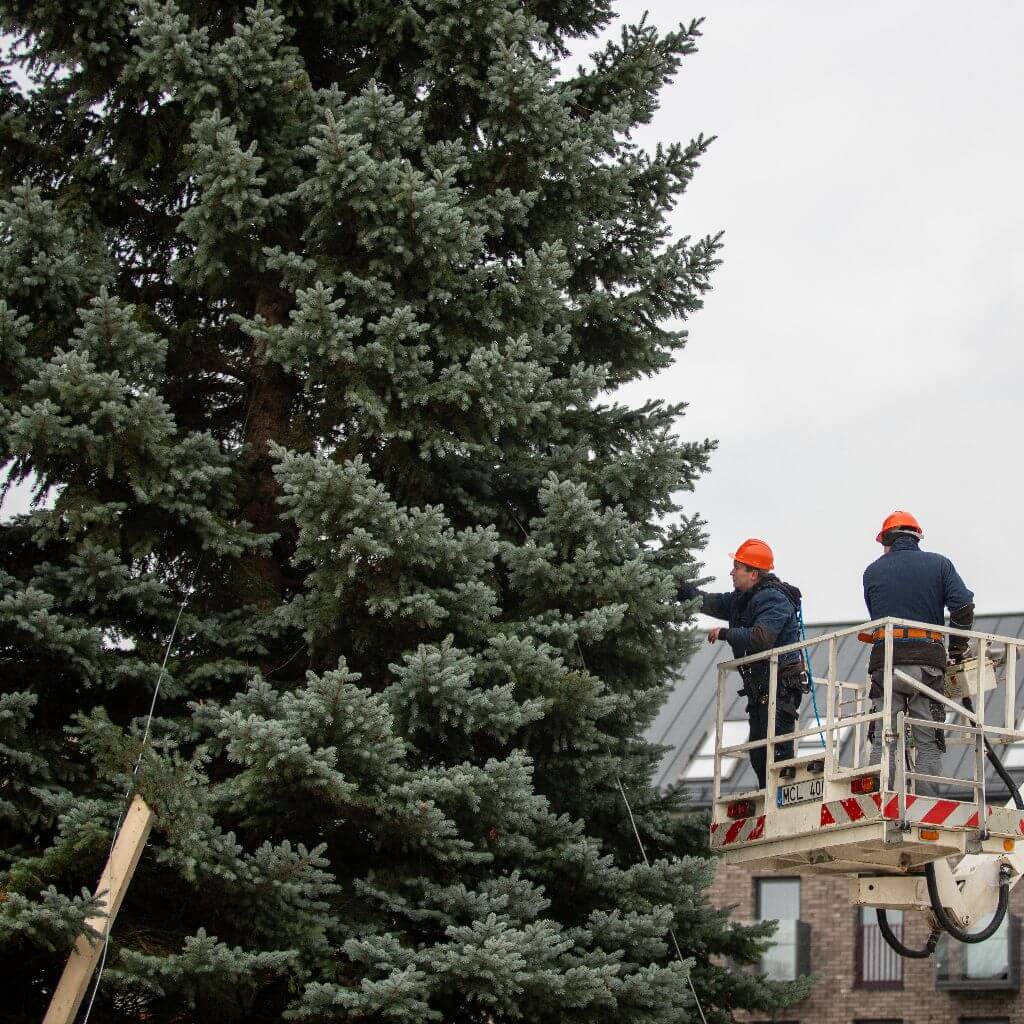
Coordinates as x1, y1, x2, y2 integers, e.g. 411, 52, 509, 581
857, 626, 944, 644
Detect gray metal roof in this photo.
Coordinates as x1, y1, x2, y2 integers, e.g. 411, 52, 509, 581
647, 613, 1024, 806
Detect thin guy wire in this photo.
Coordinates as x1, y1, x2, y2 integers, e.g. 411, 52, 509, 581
616, 776, 709, 1024
507, 501, 708, 1015
80, 317, 266, 1021
80, 569, 199, 1024
504, 500, 708, 1022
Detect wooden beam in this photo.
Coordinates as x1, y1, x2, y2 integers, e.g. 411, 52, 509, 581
42, 795, 154, 1024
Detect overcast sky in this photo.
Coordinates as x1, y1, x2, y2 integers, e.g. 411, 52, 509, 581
4, 4, 1023, 622
577, 1, 1024, 622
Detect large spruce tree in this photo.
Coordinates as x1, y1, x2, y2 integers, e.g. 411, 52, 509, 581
0, 3, 806, 1021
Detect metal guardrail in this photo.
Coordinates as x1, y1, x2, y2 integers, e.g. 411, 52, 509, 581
712, 617, 1024, 830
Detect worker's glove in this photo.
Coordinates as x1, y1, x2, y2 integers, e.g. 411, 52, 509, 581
947, 643, 969, 666
677, 581, 700, 603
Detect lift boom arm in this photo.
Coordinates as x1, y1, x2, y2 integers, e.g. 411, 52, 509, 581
854, 793, 1024, 930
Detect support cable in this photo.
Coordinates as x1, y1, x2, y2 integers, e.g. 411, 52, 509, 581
616, 777, 709, 1024
80, 566, 202, 1024
509, 499, 710, 1021
80, 346, 265, 1021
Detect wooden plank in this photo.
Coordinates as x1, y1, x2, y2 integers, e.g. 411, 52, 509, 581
43, 795, 154, 1024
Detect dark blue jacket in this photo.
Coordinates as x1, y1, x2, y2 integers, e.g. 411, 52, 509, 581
680, 574, 803, 689
862, 534, 974, 671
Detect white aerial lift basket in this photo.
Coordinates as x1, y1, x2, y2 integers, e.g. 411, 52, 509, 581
945, 654, 998, 701
708, 617, 1024, 954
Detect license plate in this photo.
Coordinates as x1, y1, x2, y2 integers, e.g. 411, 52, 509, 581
777, 777, 823, 807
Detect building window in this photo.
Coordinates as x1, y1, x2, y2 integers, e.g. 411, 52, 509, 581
757, 877, 799, 919
964, 912, 1010, 980
936, 914, 1019, 991
854, 906, 903, 988
756, 878, 806, 980
682, 720, 746, 781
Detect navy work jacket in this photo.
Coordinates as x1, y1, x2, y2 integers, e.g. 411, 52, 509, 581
681, 574, 803, 689
862, 535, 974, 671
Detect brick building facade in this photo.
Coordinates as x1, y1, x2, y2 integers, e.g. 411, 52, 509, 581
708, 847, 1022, 1023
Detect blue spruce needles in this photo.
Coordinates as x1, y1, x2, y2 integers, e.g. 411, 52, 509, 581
0, 2, 808, 1021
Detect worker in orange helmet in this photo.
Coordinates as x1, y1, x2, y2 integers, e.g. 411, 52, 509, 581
863, 511, 975, 795
679, 539, 805, 789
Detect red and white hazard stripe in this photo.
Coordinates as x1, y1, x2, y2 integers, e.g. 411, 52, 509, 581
713, 793, 1024, 850
881, 795, 1024, 833
820, 792, 1024, 834
882, 794, 977, 827
819, 792, 882, 827
710, 814, 766, 849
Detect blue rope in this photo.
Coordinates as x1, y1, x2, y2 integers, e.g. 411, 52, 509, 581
798, 606, 826, 748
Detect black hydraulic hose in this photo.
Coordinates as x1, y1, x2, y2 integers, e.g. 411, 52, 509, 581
875, 909, 941, 959
962, 695, 1024, 811
988, 743, 1024, 810
991, 745, 1024, 806
925, 860, 1010, 943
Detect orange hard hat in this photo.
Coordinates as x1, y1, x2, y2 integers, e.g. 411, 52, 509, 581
876, 510, 922, 544
730, 538, 774, 571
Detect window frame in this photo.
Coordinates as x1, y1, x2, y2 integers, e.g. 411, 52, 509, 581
753, 877, 809, 981
853, 906, 904, 991
755, 876, 800, 921
936, 914, 1020, 991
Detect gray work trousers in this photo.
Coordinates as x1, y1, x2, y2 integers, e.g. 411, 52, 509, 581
869, 664, 945, 796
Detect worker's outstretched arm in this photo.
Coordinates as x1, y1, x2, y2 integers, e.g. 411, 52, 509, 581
678, 581, 734, 620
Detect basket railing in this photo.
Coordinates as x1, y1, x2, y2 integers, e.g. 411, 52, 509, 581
712, 617, 1024, 830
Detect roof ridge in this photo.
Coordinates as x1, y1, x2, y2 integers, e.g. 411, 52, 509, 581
693, 611, 1024, 630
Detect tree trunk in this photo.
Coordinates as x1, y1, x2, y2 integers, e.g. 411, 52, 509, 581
240, 288, 295, 602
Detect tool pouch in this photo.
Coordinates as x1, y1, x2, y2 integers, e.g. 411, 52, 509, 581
739, 664, 804, 715
739, 670, 765, 713
776, 664, 805, 718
